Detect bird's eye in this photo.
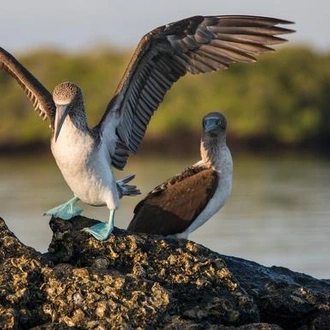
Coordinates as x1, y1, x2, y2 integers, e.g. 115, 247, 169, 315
217, 120, 222, 125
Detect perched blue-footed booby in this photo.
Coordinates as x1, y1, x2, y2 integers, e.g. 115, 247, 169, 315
0, 15, 293, 240
127, 112, 232, 238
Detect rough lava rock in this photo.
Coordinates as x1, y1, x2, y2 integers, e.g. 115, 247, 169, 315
0, 216, 329, 329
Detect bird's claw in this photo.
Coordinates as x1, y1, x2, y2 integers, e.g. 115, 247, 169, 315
44, 196, 82, 220
83, 209, 115, 241
44, 204, 83, 220
83, 222, 113, 241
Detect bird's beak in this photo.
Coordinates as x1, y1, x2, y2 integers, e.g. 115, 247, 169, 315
54, 104, 70, 142
204, 119, 219, 133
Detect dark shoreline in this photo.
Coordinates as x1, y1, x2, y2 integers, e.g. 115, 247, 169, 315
0, 133, 329, 159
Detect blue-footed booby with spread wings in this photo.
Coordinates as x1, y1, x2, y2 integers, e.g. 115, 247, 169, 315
127, 112, 232, 238
0, 15, 293, 240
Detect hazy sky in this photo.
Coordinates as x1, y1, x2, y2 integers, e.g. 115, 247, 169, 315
0, 0, 327, 53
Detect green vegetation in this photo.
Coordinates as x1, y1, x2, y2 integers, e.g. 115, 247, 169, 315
0, 45, 329, 151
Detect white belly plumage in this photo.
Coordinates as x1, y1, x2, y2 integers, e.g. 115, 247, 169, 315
185, 172, 232, 236
51, 128, 119, 210
173, 148, 233, 239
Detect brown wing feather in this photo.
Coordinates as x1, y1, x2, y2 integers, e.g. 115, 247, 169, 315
98, 15, 294, 170
0, 47, 55, 129
127, 167, 218, 235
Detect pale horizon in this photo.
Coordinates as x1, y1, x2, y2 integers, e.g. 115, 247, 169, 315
0, 1, 326, 53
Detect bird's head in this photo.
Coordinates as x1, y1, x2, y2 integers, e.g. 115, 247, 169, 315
202, 112, 227, 139
52, 82, 84, 141
200, 112, 229, 165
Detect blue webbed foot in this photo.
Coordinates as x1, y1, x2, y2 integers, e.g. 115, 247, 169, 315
83, 209, 115, 240
116, 174, 141, 198
84, 222, 114, 241
44, 196, 82, 220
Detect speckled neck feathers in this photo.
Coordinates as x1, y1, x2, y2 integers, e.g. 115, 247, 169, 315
200, 135, 227, 168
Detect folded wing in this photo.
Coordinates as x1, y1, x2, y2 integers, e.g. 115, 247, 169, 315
127, 166, 218, 235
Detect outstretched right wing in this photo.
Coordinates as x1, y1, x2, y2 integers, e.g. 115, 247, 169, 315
97, 15, 294, 170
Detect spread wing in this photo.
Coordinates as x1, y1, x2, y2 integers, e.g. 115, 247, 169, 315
127, 166, 218, 235
97, 15, 294, 169
0, 47, 56, 129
